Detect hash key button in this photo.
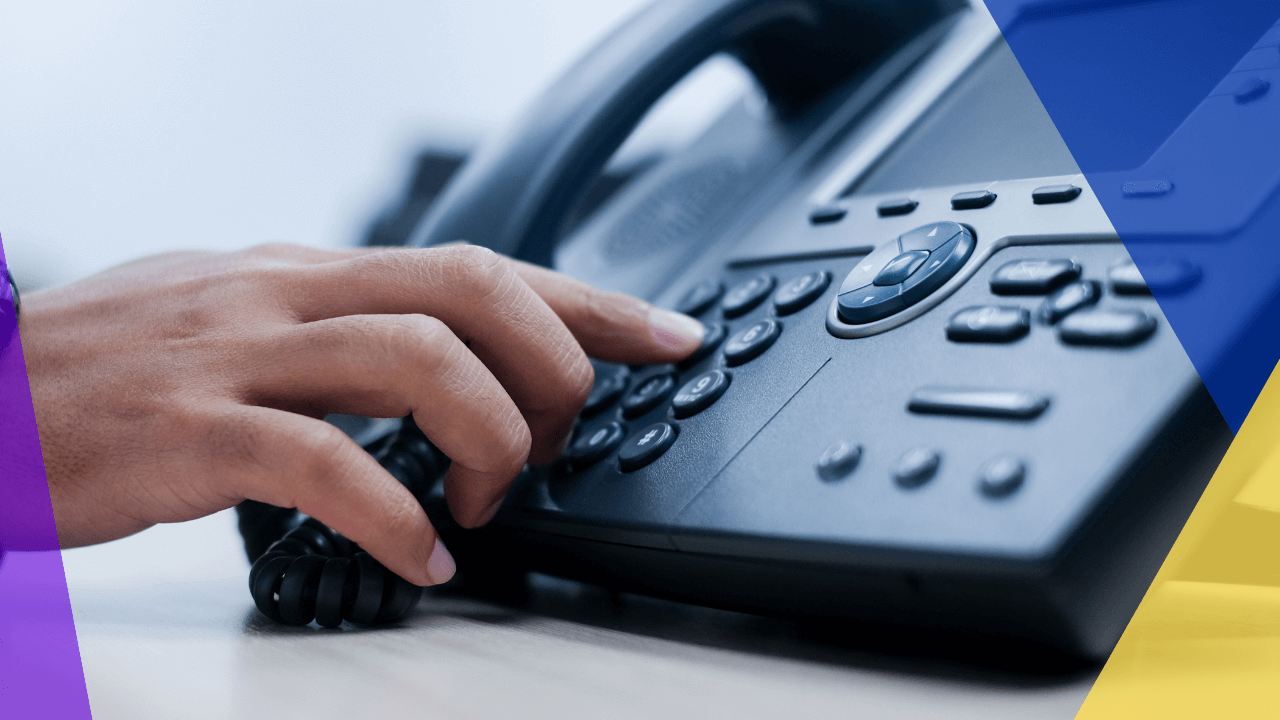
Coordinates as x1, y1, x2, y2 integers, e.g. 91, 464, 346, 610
618, 422, 677, 472
990, 259, 1081, 295
671, 370, 730, 419
946, 306, 1030, 342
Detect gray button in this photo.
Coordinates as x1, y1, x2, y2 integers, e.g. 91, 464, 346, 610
873, 250, 930, 286
1059, 310, 1157, 347
893, 448, 940, 488
979, 457, 1026, 498
990, 259, 1081, 295
908, 388, 1049, 420
817, 441, 862, 481
946, 306, 1031, 343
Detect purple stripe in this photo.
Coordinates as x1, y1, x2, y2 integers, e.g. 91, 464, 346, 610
0, 235, 92, 717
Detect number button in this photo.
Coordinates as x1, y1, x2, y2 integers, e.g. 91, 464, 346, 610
774, 271, 831, 315
565, 421, 626, 469
722, 319, 781, 366
671, 370, 731, 419
722, 274, 776, 318
621, 373, 677, 418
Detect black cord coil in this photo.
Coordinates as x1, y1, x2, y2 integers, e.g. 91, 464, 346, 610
240, 418, 449, 627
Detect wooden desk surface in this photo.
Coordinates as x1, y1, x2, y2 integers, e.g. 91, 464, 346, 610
64, 513, 1096, 719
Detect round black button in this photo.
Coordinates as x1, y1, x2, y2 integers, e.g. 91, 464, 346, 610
817, 441, 862, 481
978, 457, 1026, 497
671, 370, 730, 419
677, 322, 727, 371
774, 271, 831, 315
582, 366, 629, 417
566, 421, 626, 468
676, 281, 724, 317
621, 373, 677, 418
723, 319, 781, 366
618, 422, 677, 472
893, 448, 940, 488
722, 274, 776, 318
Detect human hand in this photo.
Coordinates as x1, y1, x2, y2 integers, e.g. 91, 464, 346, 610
23, 243, 704, 586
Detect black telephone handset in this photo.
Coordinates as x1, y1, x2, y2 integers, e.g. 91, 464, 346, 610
411, 0, 959, 266
243, 0, 1235, 658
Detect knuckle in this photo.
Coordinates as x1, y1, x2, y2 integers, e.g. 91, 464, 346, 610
445, 245, 515, 304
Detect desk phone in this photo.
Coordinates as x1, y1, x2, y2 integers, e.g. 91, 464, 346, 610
241, 0, 1240, 658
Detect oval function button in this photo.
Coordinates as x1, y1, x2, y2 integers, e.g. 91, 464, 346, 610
723, 319, 781, 366
676, 281, 724, 317
1058, 310, 1157, 347
621, 373, 677, 418
1038, 280, 1100, 324
836, 222, 974, 325
774, 271, 831, 315
989, 259, 1081, 295
809, 206, 847, 225
946, 306, 1030, 343
1109, 258, 1201, 296
893, 448, 940, 488
618, 422, 677, 472
566, 421, 627, 469
876, 198, 918, 217
908, 387, 1050, 420
677, 322, 727, 370
817, 441, 862, 481
671, 370, 730, 419
1031, 184, 1082, 205
979, 457, 1026, 498
951, 190, 996, 210
722, 274, 776, 318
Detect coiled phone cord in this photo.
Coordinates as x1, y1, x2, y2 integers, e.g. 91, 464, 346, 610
237, 418, 448, 627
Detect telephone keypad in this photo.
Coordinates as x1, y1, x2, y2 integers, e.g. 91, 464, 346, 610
1038, 280, 1101, 324
621, 373, 677, 418
723, 319, 781, 366
946, 306, 1031, 342
773, 271, 831, 315
671, 370, 731, 419
722, 274, 776, 318
989, 259, 1081, 294
618, 422, 677, 472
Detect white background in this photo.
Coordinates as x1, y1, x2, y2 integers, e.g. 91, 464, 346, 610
0, 0, 650, 290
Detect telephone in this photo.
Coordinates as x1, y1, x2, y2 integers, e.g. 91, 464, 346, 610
241, 0, 1248, 658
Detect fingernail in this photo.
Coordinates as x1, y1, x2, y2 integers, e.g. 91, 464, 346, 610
477, 495, 506, 526
648, 307, 705, 353
425, 537, 456, 585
